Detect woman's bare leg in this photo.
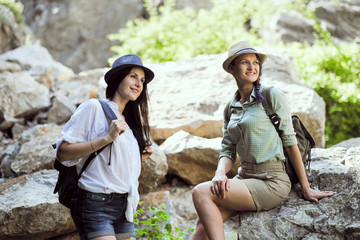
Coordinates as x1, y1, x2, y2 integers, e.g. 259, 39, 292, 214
191, 179, 256, 240
191, 206, 234, 240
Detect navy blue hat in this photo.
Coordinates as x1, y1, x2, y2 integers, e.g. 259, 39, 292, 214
104, 54, 155, 85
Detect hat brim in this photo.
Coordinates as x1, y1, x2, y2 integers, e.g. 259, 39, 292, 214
104, 64, 155, 85
223, 51, 267, 73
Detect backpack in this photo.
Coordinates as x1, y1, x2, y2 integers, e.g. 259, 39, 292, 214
52, 99, 117, 208
261, 87, 315, 184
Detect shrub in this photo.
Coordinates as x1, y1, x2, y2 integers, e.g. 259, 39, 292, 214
285, 39, 360, 146
107, 0, 284, 64
134, 202, 194, 239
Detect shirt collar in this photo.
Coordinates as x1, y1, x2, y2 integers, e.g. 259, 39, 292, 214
230, 86, 259, 107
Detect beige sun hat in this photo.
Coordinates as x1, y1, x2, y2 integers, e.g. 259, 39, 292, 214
222, 41, 267, 73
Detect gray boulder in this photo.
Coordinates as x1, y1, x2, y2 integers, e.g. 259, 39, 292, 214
0, 44, 74, 87
11, 124, 62, 176
0, 170, 75, 240
237, 147, 360, 240
331, 137, 360, 149
20, 0, 144, 73
0, 71, 50, 119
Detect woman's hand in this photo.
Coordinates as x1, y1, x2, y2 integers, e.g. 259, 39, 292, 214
211, 171, 230, 199
106, 119, 126, 142
302, 187, 336, 203
141, 145, 153, 162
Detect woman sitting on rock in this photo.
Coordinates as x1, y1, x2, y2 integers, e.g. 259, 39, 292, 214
56, 54, 154, 240
190, 41, 336, 240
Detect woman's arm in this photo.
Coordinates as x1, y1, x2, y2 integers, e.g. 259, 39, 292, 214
211, 156, 234, 199
284, 145, 336, 202
57, 119, 126, 162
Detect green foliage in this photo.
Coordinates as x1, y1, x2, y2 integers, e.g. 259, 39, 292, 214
108, 0, 360, 146
285, 39, 360, 146
134, 202, 194, 239
107, 0, 284, 64
0, 0, 24, 24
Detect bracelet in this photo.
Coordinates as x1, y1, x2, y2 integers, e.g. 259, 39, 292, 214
90, 140, 95, 151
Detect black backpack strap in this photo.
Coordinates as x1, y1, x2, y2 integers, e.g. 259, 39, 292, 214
76, 145, 107, 180
261, 86, 282, 135
76, 100, 118, 178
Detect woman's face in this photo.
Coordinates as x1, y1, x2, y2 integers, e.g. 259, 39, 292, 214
116, 67, 145, 102
229, 53, 260, 86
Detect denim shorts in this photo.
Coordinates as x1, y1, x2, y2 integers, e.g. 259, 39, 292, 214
71, 188, 134, 240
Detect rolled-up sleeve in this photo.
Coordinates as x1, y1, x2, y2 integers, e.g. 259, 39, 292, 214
270, 88, 297, 147
218, 102, 237, 163
55, 99, 104, 166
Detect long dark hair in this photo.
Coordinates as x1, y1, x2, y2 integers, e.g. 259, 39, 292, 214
105, 68, 152, 153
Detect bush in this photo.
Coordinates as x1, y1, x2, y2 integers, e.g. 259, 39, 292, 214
107, 0, 284, 64
285, 40, 360, 147
134, 202, 194, 239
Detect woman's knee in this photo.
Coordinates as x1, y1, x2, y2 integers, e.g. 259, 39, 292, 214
192, 182, 211, 204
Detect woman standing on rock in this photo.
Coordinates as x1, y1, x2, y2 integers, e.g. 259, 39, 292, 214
56, 54, 154, 240
190, 41, 336, 240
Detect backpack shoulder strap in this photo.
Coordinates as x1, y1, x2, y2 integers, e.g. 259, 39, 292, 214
77, 100, 118, 177
225, 101, 231, 122
224, 91, 237, 122
261, 86, 274, 115
261, 86, 281, 134
98, 99, 117, 123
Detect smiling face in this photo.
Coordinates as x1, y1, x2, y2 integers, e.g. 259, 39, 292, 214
116, 67, 146, 102
229, 53, 260, 87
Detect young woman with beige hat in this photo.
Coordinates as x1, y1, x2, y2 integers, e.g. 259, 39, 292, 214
56, 54, 155, 240
191, 41, 336, 240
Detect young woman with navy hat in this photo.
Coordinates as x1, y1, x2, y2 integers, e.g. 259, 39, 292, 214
190, 41, 336, 240
56, 54, 154, 240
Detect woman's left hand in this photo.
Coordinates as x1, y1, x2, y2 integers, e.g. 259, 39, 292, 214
302, 187, 336, 203
141, 146, 153, 162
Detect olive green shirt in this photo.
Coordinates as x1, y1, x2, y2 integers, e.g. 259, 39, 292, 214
219, 85, 297, 164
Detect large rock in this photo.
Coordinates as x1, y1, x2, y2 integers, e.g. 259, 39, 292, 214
331, 137, 360, 149
237, 147, 360, 239
138, 144, 168, 194
260, 0, 360, 45
160, 131, 240, 185
260, 10, 316, 45
0, 143, 20, 179
20, 0, 144, 73
47, 93, 76, 125
0, 45, 74, 87
54, 68, 107, 107
0, 71, 51, 119
0, 170, 75, 240
148, 49, 326, 147
310, 0, 360, 43
11, 124, 62, 176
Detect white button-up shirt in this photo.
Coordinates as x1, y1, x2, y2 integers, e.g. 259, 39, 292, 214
56, 98, 141, 222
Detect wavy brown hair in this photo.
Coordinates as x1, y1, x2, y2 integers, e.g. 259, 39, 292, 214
105, 68, 152, 153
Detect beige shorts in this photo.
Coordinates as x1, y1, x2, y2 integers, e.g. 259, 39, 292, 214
235, 161, 291, 211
